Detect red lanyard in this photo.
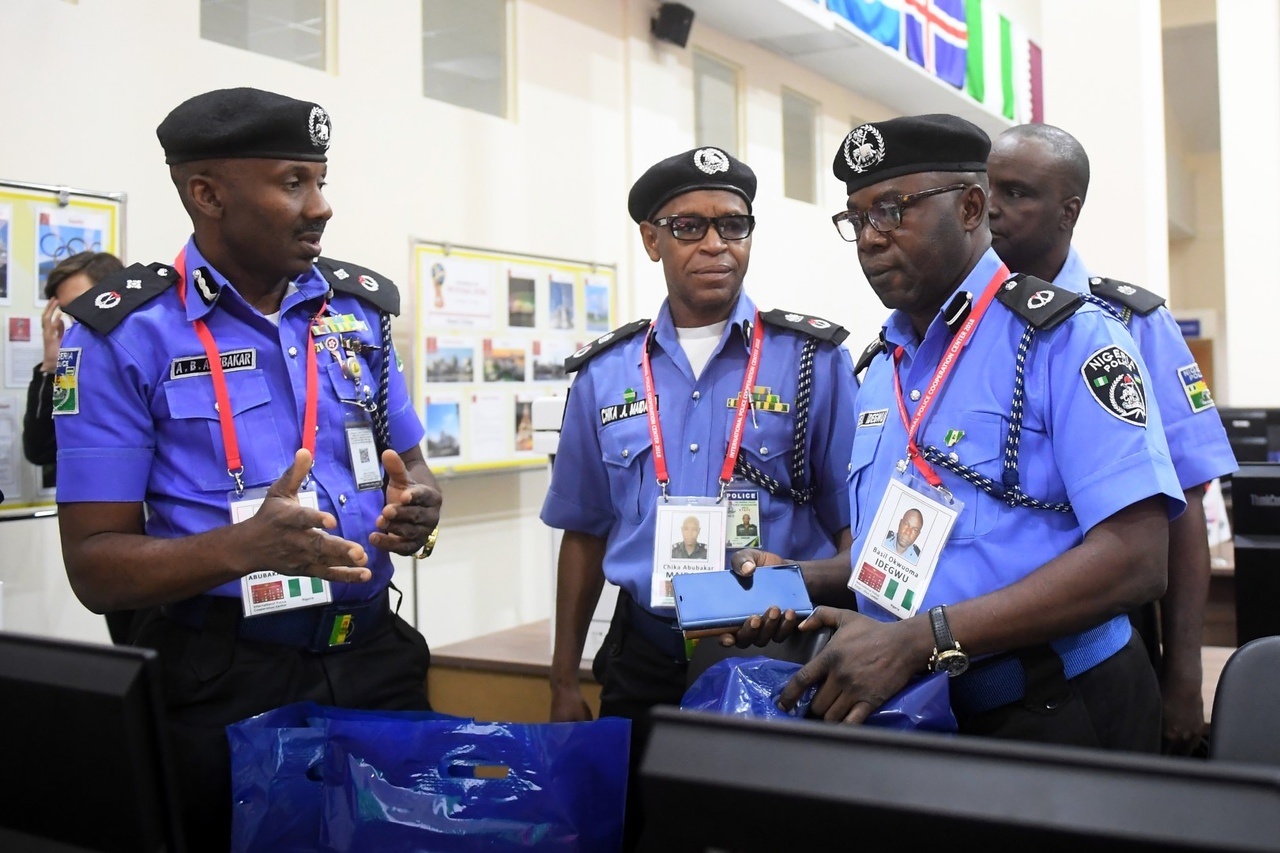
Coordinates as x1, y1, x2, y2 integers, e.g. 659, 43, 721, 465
891, 266, 1009, 488
640, 311, 765, 498
173, 248, 322, 494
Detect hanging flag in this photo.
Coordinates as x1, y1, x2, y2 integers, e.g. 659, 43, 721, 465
1029, 39, 1044, 122
964, 0, 986, 102
904, 0, 968, 89
1000, 15, 1017, 119
828, 0, 902, 49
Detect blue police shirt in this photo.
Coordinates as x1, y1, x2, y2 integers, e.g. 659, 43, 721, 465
54, 238, 424, 601
849, 248, 1185, 676
541, 292, 858, 614
1055, 247, 1237, 490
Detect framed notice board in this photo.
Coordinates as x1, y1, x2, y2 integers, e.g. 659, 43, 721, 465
412, 241, 617, 476
0, 179, 125, 515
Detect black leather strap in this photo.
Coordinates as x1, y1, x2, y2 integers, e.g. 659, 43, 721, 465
929, 604, 958, 652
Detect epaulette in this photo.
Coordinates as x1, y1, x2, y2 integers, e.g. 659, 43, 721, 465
314, 257, 400, 316
994, 273, 1083, 331
1088, 276, 1165, 316
759, 309, 850, 346
564, 319, 650, 373
62, 262, 178, 335
853, 330, 888, 375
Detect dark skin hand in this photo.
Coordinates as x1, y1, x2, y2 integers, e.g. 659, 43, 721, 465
371, 445, 443, 555
776, 497, 1169, 723
720, 528, 857, 648
60, 448, 371, 613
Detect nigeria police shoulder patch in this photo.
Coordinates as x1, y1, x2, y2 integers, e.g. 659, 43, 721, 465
1080, 345, 1147, 427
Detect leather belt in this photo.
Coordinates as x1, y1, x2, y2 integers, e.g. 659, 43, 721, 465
161, 587, 390, 653
621, 591, 687, 661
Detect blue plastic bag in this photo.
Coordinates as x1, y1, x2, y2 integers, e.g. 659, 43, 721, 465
320, 716, 630, 852
228, 701, 630, 853
228, 701, 465, 853
681, 655, 957, 733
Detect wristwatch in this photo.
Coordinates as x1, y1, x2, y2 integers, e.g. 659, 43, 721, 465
928, 605, 969, 677
415, 526, 439, 560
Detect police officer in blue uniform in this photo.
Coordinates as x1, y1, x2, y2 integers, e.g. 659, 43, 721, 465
771, 114, 1185, 751
542, 147, 859, 845
54, 88, 442, 850
988, 123, 1237, 753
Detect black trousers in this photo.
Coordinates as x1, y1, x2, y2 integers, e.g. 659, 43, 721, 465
593, 594, 689, 853
956, 631, 1161, 753
133, 604, 432, 853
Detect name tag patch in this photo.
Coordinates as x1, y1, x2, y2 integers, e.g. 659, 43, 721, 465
858, 408, 889, 428
170, 348, 257, 380
600, 396, 656, 426
1177, 362, 1215, 413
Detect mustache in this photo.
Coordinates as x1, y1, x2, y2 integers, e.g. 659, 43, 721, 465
295, 221, 327, 237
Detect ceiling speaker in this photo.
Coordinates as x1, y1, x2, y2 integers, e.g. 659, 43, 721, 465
652, 2, 695, 48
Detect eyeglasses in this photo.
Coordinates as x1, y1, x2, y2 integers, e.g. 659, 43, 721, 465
651, 214, 756, 242
831, 183, 968, 241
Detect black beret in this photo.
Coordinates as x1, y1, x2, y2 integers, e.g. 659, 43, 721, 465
833, 114, 990, 195
157, 87, 332, 165
628, 147, 756, 223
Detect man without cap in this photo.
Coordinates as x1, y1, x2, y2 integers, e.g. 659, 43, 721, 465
541, 146, 859, 843
740, 114, 1184, 751
988, 123, 1237, 753
54, 87, 441, 849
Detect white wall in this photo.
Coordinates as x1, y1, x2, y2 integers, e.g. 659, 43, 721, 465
1039, 0, 1171, 297
0, 0, 908, 647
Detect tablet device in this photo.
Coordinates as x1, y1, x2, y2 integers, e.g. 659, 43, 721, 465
672, 565, 813, 634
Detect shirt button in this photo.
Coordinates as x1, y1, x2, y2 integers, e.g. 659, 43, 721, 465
690, 443, 699, 453
949, 452, 960, 462
621, 448, 630, 459
847, 462, 852, 473
339, 494, 347, 506
760, 446, 769, 456
909, 389, 921, 402
692, 391, 700, 400
288, 346, 298, 358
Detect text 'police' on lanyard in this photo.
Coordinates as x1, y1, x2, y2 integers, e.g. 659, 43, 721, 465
640, 311, 764, 501
174, 248, 323, 495
892, 266, 1009, 489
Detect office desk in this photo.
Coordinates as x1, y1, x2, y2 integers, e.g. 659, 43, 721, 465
428, 620, 600, 722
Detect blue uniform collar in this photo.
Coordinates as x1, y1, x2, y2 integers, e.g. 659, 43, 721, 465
643, 290, 758, 365
1052, 246, 1091, 293
883, 247, 1006, 353
180, 237, 329, 322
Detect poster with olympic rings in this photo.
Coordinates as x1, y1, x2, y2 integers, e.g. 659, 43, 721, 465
35, 207, 109, 301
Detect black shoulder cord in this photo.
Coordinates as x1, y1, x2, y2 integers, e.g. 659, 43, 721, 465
918, 323, 1073, 514
732, 336, 819, 506
374, 310, 392, 456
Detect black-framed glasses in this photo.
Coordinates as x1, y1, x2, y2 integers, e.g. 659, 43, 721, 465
831, 183, 968, 241
652, 214, 756, 242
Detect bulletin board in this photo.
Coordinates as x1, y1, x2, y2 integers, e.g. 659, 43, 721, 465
0, 179, 126, 516
412, 240, 617, 476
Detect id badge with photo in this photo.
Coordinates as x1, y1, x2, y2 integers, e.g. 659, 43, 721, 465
849, 468, 962, 619
229, 485, 334, 617
651, 496, 727, 609
724, 484, 762, 549
344, 410, 383, 491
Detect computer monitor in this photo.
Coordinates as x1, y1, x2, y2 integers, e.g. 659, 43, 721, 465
1220, 408, 1275, 464
640, 707, 1280, 852
0, 632, 186, 853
